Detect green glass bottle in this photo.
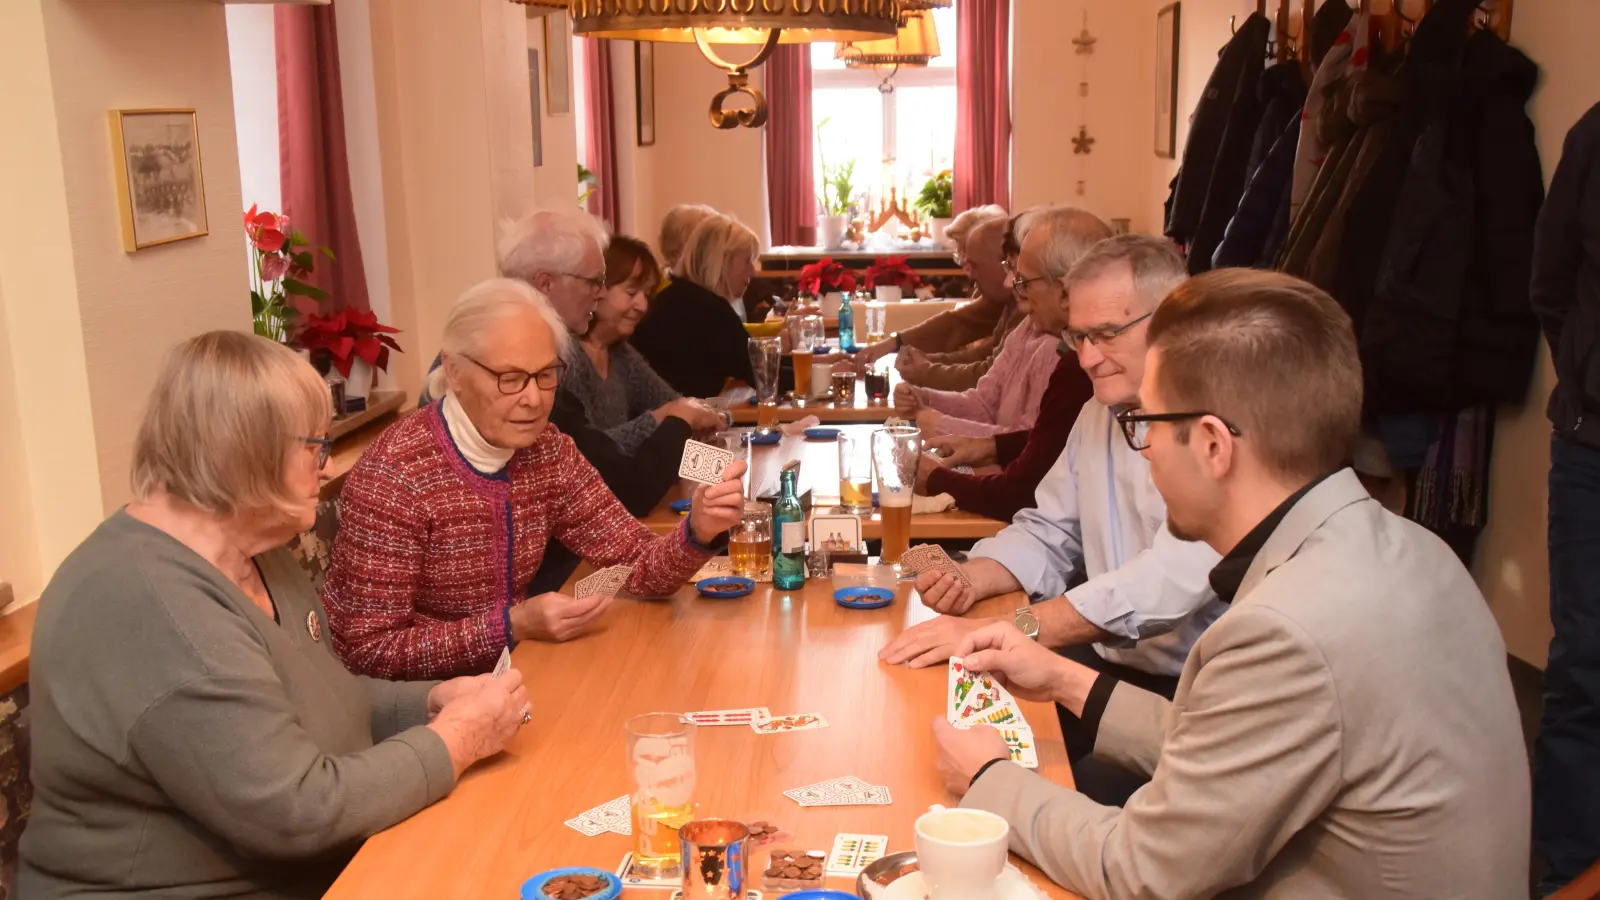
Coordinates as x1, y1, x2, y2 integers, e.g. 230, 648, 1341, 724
771, 465, 807, 590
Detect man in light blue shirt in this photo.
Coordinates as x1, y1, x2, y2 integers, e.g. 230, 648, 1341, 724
882, 232, 1224, 801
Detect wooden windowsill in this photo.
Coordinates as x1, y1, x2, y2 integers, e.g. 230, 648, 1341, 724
0, 602, 38, 695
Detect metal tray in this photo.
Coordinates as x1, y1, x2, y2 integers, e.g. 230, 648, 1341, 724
855, 850, 919, 900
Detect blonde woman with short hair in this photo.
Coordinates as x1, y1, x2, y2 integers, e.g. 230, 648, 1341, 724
631, 213, 787, 398
20, 331, 530, 900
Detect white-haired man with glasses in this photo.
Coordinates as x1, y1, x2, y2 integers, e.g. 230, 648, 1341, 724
881, 234, 1224, 804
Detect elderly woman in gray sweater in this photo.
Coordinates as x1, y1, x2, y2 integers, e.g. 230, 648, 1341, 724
563, 234, 723, 452
20, 332, 530, 899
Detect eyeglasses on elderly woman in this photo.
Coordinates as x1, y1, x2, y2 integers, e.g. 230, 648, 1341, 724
461, 353, 568, 395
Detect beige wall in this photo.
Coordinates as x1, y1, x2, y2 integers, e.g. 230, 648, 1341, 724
1, 0, 250, 606
528, 13, 581, 213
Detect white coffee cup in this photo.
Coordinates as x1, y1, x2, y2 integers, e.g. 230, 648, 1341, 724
914, 807, 1011, 900
812, 360, 836, 398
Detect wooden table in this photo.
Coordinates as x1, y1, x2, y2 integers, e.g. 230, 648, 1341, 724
727, 354, 904, 427
324, 578, 1081, 900
641, 424, 1007, 542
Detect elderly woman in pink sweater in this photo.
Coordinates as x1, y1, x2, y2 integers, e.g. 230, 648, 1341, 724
894, 206, 1112, 438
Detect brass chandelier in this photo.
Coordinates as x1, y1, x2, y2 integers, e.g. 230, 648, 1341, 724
571, 1, 901, 129
836, 7, 940, 91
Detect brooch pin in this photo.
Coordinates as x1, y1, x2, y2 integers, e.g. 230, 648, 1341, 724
306, 610, 322, 643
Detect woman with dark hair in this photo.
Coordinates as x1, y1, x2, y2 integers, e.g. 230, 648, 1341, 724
563, 235, 723, 453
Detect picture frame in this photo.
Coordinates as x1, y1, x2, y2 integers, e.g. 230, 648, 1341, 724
1154, 2, 1181, 159
635, 41, 657, 147
108, 108, 209, 252
544, 12, 572, 116
527, 48, 544, 168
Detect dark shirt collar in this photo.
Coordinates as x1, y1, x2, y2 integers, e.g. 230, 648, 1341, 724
1207, 472, 1334, 604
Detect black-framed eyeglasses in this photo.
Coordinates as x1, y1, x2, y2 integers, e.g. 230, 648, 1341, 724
462, 353, 567, 395
1114, 408, 1241, 452
555, 270, 607, 291
1064, 311, 1153, 352
300, 436, 332, 469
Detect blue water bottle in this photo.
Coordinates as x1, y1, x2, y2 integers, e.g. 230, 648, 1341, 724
838, 290, 857, 353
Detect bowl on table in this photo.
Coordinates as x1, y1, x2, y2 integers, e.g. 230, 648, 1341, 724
804, 427, 841, 441
744, 321, 784, 338
743, 430, 782, 446
696, 576, 756, 599
834, 586, 895, 610
520, 867, 621, 900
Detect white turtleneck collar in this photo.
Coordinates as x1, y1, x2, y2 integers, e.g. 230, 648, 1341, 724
441, 392, 515, 475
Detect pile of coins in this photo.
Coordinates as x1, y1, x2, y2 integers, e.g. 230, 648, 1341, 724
762, 849, 826, 890
542, 874, 608, 900
746, 821, 781, 842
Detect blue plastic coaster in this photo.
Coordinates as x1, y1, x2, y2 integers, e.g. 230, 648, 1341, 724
520, 868, 622, 900
803, 427, 841, 440
834, 586, 895, 610
697, 576, 756, 599
743, 430, 782, 445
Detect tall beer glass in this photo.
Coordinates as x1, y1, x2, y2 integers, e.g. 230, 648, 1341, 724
792, 315, 824, 400
838, 431, 873, 514
627, 713, 697, 879
748, 337, 781, 431
873, 426, 919, 565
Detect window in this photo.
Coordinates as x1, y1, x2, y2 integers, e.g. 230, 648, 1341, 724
811, 8, 956, 215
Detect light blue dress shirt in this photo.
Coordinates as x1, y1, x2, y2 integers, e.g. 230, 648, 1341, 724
970, 399, 1226, 677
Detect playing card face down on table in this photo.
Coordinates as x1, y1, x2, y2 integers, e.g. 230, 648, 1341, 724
565, 794, 630, 836
574, 564, 633, 599
782, 775, 891, 807
679, 439, 735, 485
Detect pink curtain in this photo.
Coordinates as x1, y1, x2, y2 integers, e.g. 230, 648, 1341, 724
275, 7, 370, 313
954, 0, 1012, 212
764, 44, 816, 247
583, 39, 621, 229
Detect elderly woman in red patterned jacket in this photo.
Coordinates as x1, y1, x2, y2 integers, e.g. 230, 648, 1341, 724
323, 278, 746, 680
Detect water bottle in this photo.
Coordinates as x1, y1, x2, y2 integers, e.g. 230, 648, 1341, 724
838, 290, 857, 353
772, 464, 807, 590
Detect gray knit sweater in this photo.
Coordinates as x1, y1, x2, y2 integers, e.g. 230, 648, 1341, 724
560, 341, 681, 453
20, 511, 455, 899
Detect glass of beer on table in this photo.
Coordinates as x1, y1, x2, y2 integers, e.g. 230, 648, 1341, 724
626, 713, 697, 879
864, 358, 891, 405
792, 315, 824, 400
838, 431, 873, 514
864, 300, 887, 345
731, 501, 773, 580
832, 369, 857, 405
873, 425, 920, 565
748, 336, 782, 431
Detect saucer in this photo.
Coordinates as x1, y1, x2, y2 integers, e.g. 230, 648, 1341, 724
804, 427, 841, 440
743, 431, 782, 446
858, 854, 1045, 900
834, 586, 894, 610
521, 867, 621, 900
696, 576, 756, 599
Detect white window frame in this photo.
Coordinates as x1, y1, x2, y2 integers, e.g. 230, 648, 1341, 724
812, 65, 956, 179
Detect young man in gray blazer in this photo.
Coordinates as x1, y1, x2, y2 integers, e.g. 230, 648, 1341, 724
932, 269, 1530, 899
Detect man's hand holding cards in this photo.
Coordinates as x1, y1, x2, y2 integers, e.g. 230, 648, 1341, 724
680, 440, 748, 546
902, 545, 977, 615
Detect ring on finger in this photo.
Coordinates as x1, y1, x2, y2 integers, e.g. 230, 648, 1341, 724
520, 706, 532, 726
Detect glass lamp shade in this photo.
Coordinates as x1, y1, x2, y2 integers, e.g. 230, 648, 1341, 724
899, 0, 951, 9
836, 9, 940, 68
570, 0, 899, 45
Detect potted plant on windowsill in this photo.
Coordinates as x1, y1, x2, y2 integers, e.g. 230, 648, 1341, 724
816, 118, 856, 251
915, 170, 955, 248
245, 204, 331, 343
864, 255, 922, 303
293, 308, 402, 412
797, 257, 858, 316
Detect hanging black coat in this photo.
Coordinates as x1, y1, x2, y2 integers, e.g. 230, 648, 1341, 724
1362, 0, 1544, 412
1163, 13, 1271, 251
1533, 102, 1600, 449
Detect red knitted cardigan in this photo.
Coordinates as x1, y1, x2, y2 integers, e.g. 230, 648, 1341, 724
322, 403, 714, 680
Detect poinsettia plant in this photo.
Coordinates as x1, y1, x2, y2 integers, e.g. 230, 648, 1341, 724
294, 308, 402, 378
245, 204, 334, 341
864, 255, 923, 291
797, 257, 857, 295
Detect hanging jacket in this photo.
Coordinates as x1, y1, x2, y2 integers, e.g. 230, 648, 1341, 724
1164, 13, 1271, 248
1186, 36, 1278, 273
1363, 0, 1544, 412
1533, 102, 1600, 449
1288, 10, 1373, 222
1213, 115, 1301, 269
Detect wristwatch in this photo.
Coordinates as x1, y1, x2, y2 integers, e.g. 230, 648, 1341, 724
1014, 606, 1040, 640
890, 331, 903, 351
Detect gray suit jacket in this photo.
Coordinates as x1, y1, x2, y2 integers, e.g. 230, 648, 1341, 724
965, 469, 1529, 899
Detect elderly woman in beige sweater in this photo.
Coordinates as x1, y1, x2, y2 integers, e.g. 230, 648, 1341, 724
20, 332, 529, 899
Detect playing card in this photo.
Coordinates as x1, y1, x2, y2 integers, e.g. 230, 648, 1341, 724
826, 833, 889, 876
679, 439, 735, 485
692, 556, 733, 580
575, 564, 632, 599
783, 776, 892, 807
958, 701, 1026, 729
952, 464, 975, 475
996, 725, 1039, 768
948, 658, 1010, 724
671, 891, 764, 900
492, 647, 511, 679
901, 544, 970, 587
685, 707, 769, 726
566, 794, 631, 837
752, 713, 828, 734
617, 852, 678, 888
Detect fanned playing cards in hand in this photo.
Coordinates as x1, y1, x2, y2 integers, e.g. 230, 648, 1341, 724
575, 564, 632, 599
948, 658, 1025, 728
900, 544, 971, 587
679, 439, 735, 485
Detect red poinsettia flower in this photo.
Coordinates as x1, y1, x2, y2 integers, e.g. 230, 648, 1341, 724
797, 257, 858, 295
864, 255, 922, 291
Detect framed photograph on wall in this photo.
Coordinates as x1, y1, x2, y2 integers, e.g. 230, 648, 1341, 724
1154, 2, 1181, 159
528, 48, 544, 167
545, 12, 572, 115
109, 108, 209, 251
635, 41, 656, 147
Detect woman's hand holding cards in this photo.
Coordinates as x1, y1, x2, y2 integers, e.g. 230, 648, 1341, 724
512, 591, 614, 643
689, 459, 748, 545
428, 668, 529, 778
